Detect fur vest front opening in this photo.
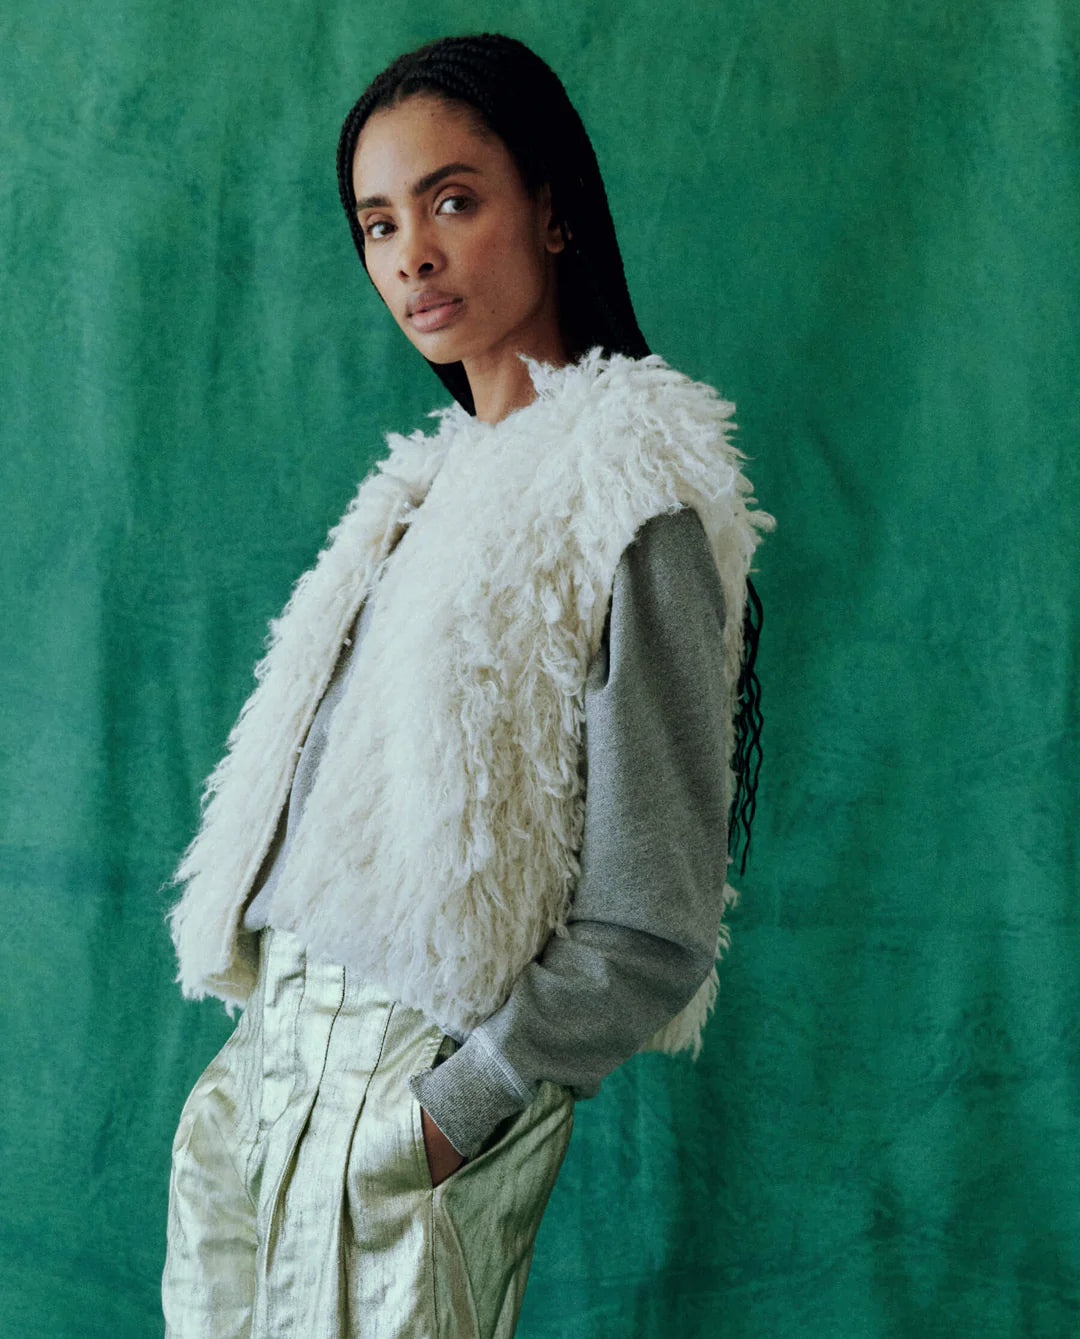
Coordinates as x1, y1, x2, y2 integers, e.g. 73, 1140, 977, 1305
165, 347, 776, 1060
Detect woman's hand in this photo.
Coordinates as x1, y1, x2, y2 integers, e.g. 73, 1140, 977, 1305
420, 1105, 468, 1187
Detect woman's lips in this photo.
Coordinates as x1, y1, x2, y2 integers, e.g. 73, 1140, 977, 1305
409, 299, 464, 333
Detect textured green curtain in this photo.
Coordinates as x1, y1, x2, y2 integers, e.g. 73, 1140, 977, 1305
2, 2, 1077, 1334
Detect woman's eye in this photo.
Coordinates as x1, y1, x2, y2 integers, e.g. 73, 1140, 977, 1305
437, 194, 473, 216
362, 196, 471, 240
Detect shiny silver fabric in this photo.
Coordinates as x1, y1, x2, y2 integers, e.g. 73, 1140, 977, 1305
163, 926, 574, 1338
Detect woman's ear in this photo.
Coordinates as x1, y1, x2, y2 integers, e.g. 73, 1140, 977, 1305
537, 183, 568, 254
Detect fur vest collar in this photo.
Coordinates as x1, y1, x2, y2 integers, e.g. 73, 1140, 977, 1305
166, 347, 776, 1057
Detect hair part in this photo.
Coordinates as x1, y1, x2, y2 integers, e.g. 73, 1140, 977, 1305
336, 32, 767, 876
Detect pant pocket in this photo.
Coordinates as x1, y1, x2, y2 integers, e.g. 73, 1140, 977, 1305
432, 1082, 574, 1337
170, 1026, 241, 1158
409, 1031, 462, 1189
163, 1040, 259, 1338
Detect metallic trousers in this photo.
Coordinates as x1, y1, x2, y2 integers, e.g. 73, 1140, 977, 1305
162, 926, 574, 1338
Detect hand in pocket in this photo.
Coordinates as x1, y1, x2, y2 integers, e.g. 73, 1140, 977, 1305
420, 1105, 468, 1187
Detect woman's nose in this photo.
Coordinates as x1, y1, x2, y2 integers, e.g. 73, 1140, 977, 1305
397, 221, 443, 279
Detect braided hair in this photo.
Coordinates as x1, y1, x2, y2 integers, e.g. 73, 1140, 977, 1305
336, 33, 765, 876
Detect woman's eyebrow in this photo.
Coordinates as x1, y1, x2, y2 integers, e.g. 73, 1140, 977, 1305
355, 161, 481, 212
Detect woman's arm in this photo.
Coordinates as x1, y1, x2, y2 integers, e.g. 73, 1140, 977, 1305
411, 504, 733, 1159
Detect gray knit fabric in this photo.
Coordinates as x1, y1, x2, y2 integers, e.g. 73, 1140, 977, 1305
244, 504, 731, 1158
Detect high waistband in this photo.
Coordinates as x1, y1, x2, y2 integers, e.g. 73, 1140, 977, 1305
250, 925, 469, 1044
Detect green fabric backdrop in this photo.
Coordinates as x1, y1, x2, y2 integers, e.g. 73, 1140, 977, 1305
2, 1, 1077, 1334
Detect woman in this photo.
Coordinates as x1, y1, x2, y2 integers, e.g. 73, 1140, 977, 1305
161, 31, 775, 1339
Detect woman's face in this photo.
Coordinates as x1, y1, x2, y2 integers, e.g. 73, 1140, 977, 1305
351, 93, 567, 375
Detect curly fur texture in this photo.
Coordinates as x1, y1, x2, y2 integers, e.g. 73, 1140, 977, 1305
164, 347, 776, 1056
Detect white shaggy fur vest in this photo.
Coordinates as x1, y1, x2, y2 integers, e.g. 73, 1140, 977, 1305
166, 348, 776, 1056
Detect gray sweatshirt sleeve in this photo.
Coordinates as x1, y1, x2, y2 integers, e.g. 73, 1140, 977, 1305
408, 504, 734, 1159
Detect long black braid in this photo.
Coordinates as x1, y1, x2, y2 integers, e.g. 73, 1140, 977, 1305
336, 33, 765, 877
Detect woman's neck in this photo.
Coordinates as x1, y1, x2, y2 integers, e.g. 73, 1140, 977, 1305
463, 333, 570, 424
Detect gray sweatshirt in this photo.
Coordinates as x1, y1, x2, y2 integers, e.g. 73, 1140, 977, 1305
243, 503, 732, 1158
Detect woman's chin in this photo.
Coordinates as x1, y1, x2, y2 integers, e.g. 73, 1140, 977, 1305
400, 323, 466, 364
415, 345, 465, 365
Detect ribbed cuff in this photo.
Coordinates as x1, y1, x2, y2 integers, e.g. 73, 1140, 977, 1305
407, 1028, 537, 1159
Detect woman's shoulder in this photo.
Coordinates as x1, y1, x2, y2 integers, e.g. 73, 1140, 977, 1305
632, 503, 708, 543
524, 347, 735, 430
619, 506, 721, 601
